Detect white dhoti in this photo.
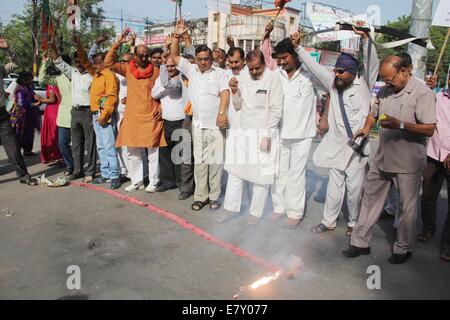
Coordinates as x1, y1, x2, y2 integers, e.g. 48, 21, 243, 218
224, 173, 270, 218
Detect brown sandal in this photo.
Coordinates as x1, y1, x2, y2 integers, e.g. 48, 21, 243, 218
209, 200, 221, 210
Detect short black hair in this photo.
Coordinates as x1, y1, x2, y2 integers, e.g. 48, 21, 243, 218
395, 52, 413, 70
227, 47, 245, 60
245, 50, 265, 65
184, 54, 195, 60
273, 38, 301, 68
92, 52, 106, 60
17, 71, 33, 86
150, 47, 164, 57
45, 61, 62, 76
195, 45, 212, 57
61, 54, 72, 65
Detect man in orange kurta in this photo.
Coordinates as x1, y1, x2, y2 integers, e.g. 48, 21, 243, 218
105, 29, 165, 192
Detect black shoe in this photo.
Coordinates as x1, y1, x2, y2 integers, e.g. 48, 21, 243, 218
68, 173, 85, 181
178, 192, 192, 200
342, 245, 371, 258
23, 151, 37, 157
155, 184, 177, 193
388, 252, 412, 264
110, 178, 121, 190
93, 177, 110, 184
120, 175, 131, 183
379, 209, 395, 220
19, 175, 38, 186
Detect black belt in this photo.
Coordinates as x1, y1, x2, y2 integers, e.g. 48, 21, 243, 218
73, 105, 90, 111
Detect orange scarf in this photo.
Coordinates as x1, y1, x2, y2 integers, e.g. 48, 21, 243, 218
129, 60, 153, 79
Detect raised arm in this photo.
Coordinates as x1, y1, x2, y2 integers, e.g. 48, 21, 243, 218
88, 35, 108, 61
170, 18, 189, 66
353, 28, 379, 90
261, 21, 278, 71
0, 37, 18, 75
74, 35, 95, 76
38, 56, 57, 86
105, 28, 129, 76
291, 32, 334, 91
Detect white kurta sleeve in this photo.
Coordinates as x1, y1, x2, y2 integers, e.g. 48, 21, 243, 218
268, 75, 283, 129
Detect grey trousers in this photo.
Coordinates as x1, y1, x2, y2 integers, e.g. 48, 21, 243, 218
192, 126, 225, 202
180, 115, 194, 194
70, 108, 97, 178
351, 165, 422, 254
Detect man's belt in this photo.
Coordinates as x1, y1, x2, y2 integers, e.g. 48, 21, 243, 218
306, 22, 434, 49
73, 105, 90, 110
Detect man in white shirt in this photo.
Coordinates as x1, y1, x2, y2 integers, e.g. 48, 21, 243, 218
151, 55, 186, 192
264, 24, 325, 229
218, 50, 283, 226
52, 45, 96, 183
170, 18, 230, 211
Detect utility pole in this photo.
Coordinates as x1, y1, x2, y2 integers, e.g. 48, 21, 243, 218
407, 0, 433, 80
120, 9, 123, 30
31, 0, 39, 77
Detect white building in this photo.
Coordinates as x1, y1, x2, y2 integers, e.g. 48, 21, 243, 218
145, 18, 208, 48
208, 4, 300, 52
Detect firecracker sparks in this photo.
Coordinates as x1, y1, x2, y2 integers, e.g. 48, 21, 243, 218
233, 271, 283, 299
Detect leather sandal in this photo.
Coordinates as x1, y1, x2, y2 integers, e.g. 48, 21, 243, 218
191, 199, 210, 211
310, 223, 335, 234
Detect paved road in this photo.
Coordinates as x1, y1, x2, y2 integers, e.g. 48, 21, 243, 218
0, 136, 449, 300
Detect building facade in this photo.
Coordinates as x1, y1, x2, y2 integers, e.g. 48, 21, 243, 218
207, 4, 300, 52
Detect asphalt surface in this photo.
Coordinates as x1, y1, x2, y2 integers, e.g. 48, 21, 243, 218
0, 136, 449, 300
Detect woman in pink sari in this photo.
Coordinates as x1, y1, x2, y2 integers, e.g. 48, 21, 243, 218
35, 70, 63, 164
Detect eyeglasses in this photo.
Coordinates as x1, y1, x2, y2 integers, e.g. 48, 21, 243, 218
137, 54, 150, 59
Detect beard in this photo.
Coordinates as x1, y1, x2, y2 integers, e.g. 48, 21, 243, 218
334, 77, 353, 92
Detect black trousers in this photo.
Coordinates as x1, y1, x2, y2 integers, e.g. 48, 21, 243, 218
180, 115, 194, 194
159, 119, 184, 188
70, 108, 97, 178
421, 156, 450, 246
0, 107, 29, 178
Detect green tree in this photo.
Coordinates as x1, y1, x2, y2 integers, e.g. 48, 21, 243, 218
376, 15, 450, 85
0, 0, 115, 72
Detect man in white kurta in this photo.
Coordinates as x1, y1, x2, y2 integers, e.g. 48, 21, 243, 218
218, 50, 283, 226
292, 30, 379, 235
262, 36, 325, 228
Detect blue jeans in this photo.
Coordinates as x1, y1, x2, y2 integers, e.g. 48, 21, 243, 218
58, 126, 74, 171
92, 112, 120, 180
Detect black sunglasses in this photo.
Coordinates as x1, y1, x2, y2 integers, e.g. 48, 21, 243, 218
137, 53, 150, 59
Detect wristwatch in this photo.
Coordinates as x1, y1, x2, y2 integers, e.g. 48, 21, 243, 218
399, 121, 405, 130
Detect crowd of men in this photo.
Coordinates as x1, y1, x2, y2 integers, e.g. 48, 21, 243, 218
0, 17, 449, 264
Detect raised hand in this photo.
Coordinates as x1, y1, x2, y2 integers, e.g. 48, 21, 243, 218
0, 37, 10, 50
229, 77, 238, 95
117, 27, 130, 44
227, 35, 235, 48
95, 34, 109, 45
161, 50, 170, 65
175, 18, 189, 36
352, 26, 369, 40
290, 31, 305, 49
264, 20, 274, 39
